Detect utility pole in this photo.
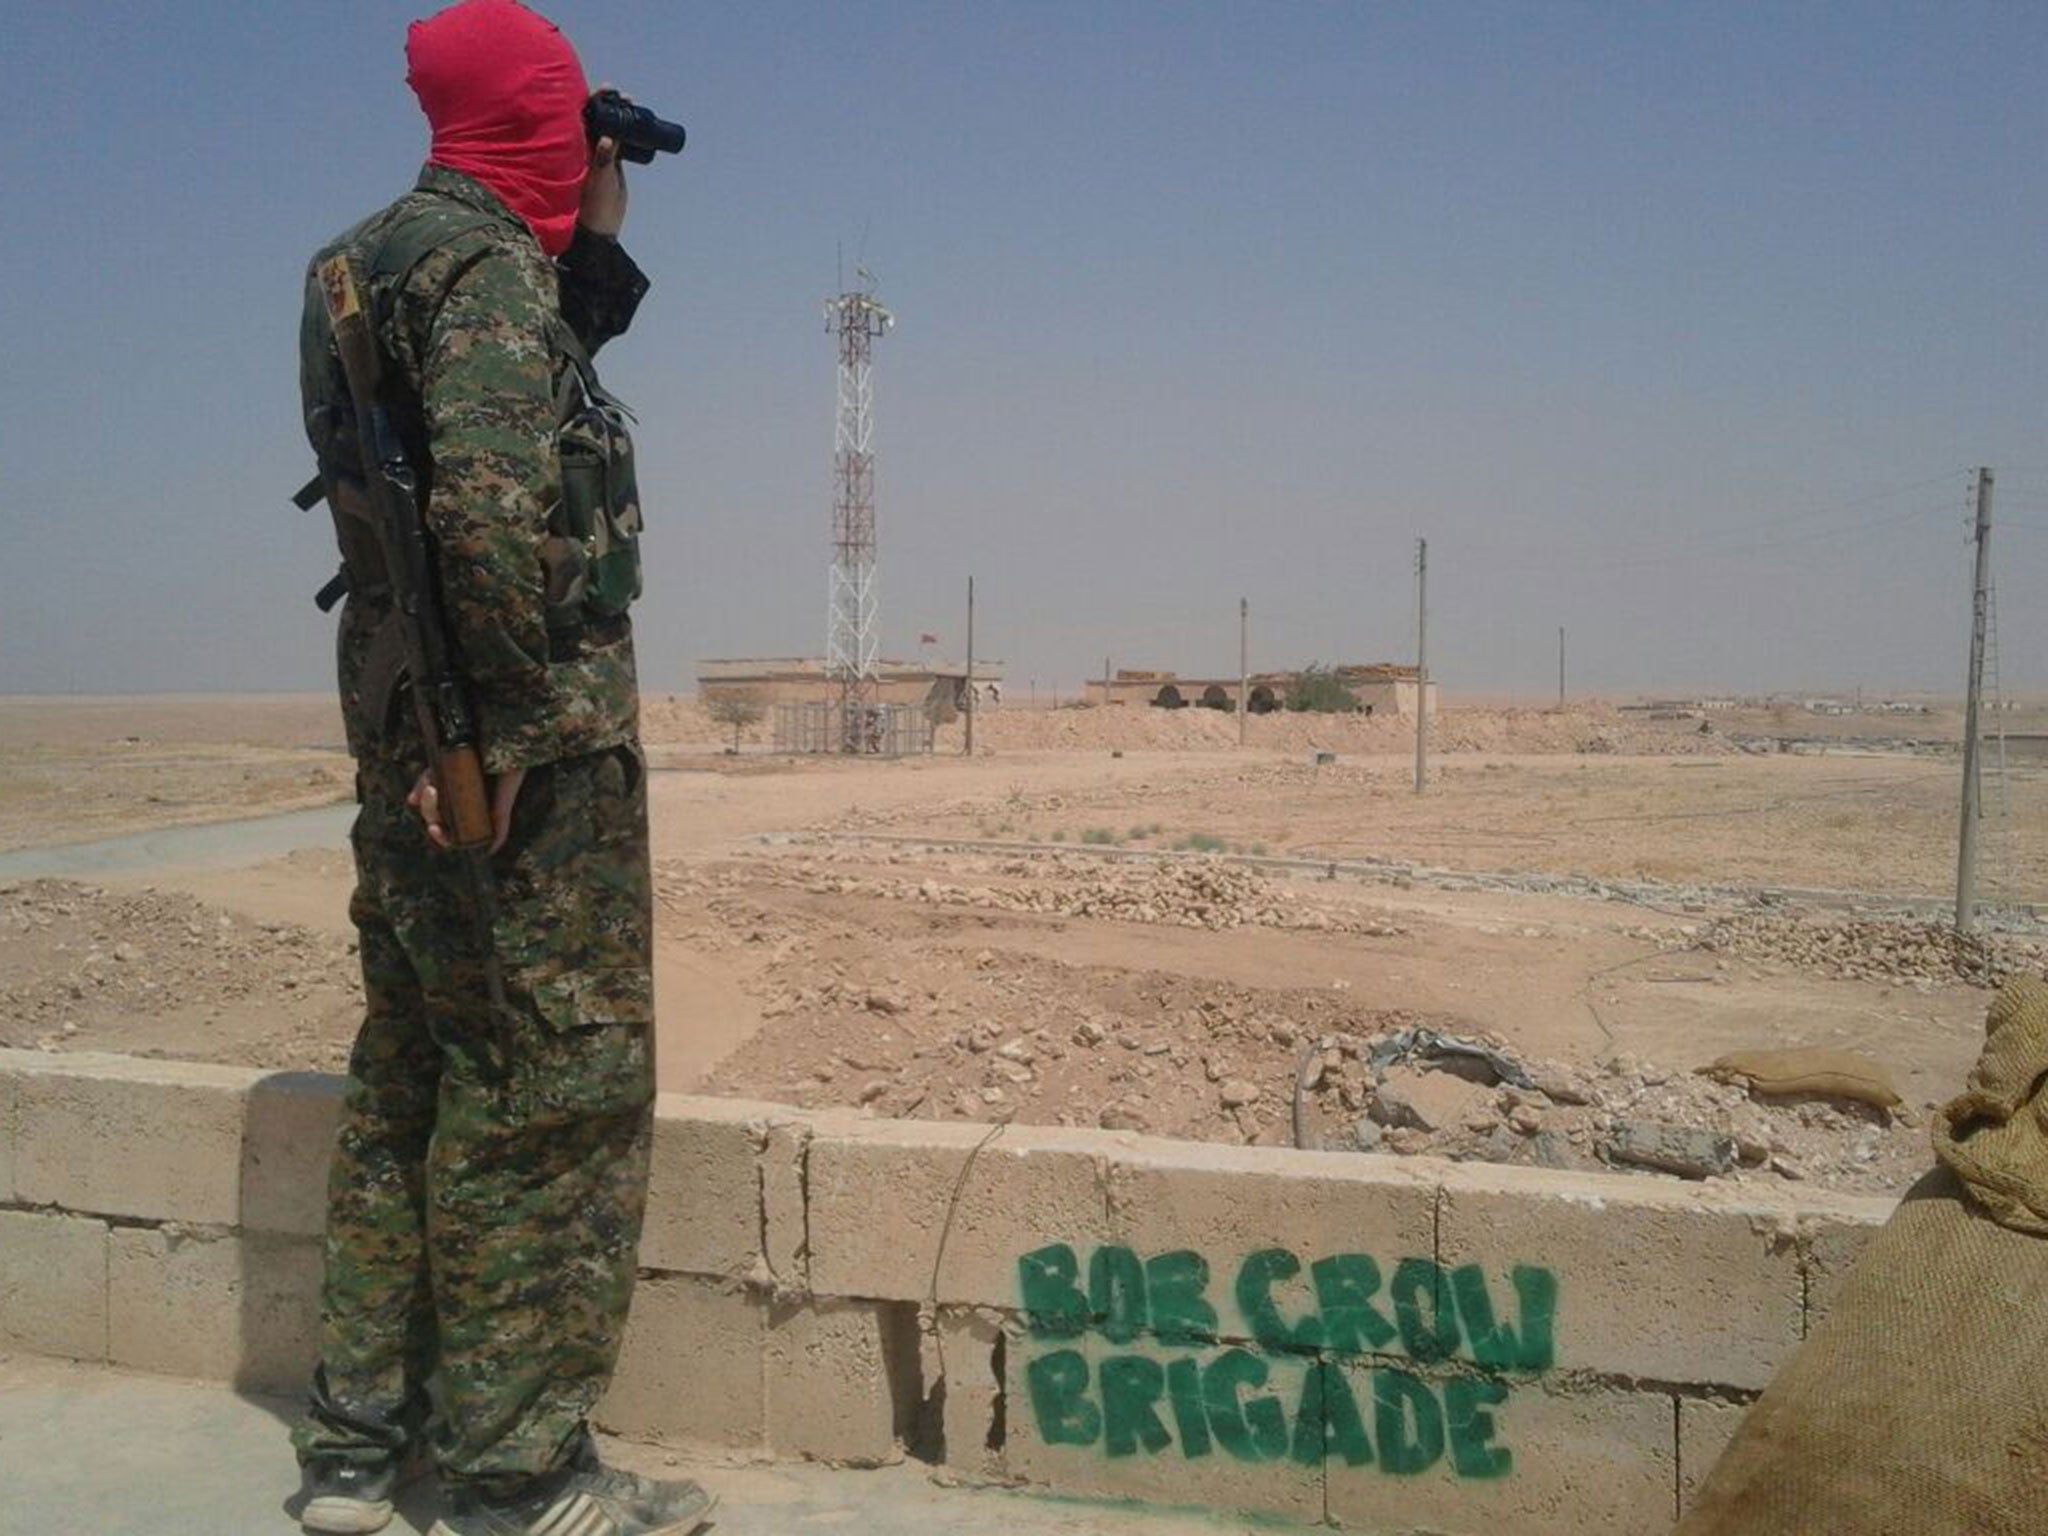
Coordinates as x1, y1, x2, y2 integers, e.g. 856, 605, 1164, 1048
1956, 468, 1995, 932
1238, 597, 1249, 748
1414, 539, 1428, 794
964, 575, 976, 757
1558, 626, 1566, 709
1103, 656, 1112, 709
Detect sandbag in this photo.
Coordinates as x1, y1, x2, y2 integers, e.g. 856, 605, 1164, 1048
1678, 978, 2048, 1536
1931, 980, 2048, 1235
1700, 1046, 1901, 1109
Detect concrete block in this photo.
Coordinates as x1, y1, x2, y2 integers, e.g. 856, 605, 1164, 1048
598, 1274, 765, 1449
807, 1120, 1111, 1307
934, 1307, 1005, 1476
239, 1071, 343, 1237
1326, 1367, 1677, 1536
0, 1209, 108, 1361
764, 1298, 906, 1465
1001, 1325, 1324, 1525
1799, 1194, 1894, 1333
1678, 1395, 1751, 1516
1438, 1162, 1803, 1389
13, 1052, 251, 1226
640, 1096, 775, 1280
1104, 1140, 1439, 1351
108, 1225, 321, 1391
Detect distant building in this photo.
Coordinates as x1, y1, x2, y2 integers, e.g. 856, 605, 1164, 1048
696, 657, 1002, 718
1083, 664, 1437, 719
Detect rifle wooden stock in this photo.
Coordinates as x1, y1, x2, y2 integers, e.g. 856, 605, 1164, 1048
436, 743, 495, 852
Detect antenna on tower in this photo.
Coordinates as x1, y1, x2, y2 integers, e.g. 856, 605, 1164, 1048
822, 277, 895, 753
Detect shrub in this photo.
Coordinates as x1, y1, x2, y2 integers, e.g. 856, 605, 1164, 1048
1285, 662, 1360, 714
703, 686, 768, 750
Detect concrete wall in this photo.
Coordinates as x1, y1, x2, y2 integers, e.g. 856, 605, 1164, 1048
0, 1048, 1895, 1532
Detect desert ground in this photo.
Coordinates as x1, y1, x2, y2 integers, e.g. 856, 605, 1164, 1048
3, 691, 2044, 1199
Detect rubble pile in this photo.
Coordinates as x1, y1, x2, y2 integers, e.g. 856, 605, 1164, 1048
0, 879, 360, 1068
1703, 911, 2043, 987
1299, 1025, 1921, 1192
764, 853, 1403, 936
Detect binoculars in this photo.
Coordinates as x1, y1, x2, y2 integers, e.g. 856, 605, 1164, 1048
584, 89, 685, 164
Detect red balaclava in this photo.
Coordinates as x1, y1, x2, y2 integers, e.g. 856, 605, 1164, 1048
406, 0, 589, 257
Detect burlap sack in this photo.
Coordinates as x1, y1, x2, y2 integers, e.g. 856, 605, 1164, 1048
1702, 1046, 1902, 1110
1930, 981, 2048, 1235
1677, 978, 2048, 1536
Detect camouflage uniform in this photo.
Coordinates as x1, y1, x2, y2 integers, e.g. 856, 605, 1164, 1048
293, 165, 655, 1498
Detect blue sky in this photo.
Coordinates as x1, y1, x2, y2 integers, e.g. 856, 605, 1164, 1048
2, 1, 2044, 698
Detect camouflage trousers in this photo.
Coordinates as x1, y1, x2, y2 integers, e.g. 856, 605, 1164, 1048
292, 743, 655, 1497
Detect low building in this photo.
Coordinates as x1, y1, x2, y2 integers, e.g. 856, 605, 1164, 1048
1083, 664, 1436, 718
696, 657, 1003, 719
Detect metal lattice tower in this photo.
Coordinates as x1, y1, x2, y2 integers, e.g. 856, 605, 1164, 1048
823, 272, 894, 753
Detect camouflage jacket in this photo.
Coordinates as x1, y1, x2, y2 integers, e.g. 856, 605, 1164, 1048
302, 165, 648, 776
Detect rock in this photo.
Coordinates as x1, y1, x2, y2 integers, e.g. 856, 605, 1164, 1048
1099, 1102, 1148, 1132
1604, 1120, 1736, 1180
857, 1081, 888, 1105
1353, 1117, 1384, 1152
1383, 1127, 1431, 1155
1218, 1078, 1260, 1109
1529, 1065, 1596, 1106
865, 989, 907, 1015
996, 1038, 1036, 1063
112, 942, 141, 964
1372, 1065, 1494, 1134
1529, 1130, 1574, 1169
1073, 1020, 1107, 1046
1508, 1105, 1544, 1136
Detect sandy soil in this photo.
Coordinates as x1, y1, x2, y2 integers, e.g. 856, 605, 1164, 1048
2, 693, 2042, 1198
0, 695, 350, 854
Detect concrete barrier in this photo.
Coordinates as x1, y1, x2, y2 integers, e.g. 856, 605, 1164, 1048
0, 1047, 1895, 1532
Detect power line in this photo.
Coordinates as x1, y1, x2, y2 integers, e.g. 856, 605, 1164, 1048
1467, 469, 1970, 575
1478, 498, 1959, 577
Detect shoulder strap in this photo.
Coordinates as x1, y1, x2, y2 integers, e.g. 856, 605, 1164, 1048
367, 205, 509, 296
548, 314, 635, 421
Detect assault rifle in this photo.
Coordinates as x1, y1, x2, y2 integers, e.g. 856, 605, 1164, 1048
315, 253, 510, 1045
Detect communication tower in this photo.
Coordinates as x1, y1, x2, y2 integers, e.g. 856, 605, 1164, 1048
823, 271, 894, 753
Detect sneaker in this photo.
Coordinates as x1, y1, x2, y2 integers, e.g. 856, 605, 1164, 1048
300, 1455, 399, 1534
429, 1462, 716, 1536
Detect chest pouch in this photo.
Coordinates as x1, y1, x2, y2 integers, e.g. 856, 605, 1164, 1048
544, 323, 643, 628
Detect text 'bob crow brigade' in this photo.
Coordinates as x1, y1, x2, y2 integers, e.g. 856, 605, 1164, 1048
1016, 1242, 1559, 1479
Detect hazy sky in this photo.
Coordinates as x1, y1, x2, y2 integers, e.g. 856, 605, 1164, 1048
3, 1, 2045, 700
